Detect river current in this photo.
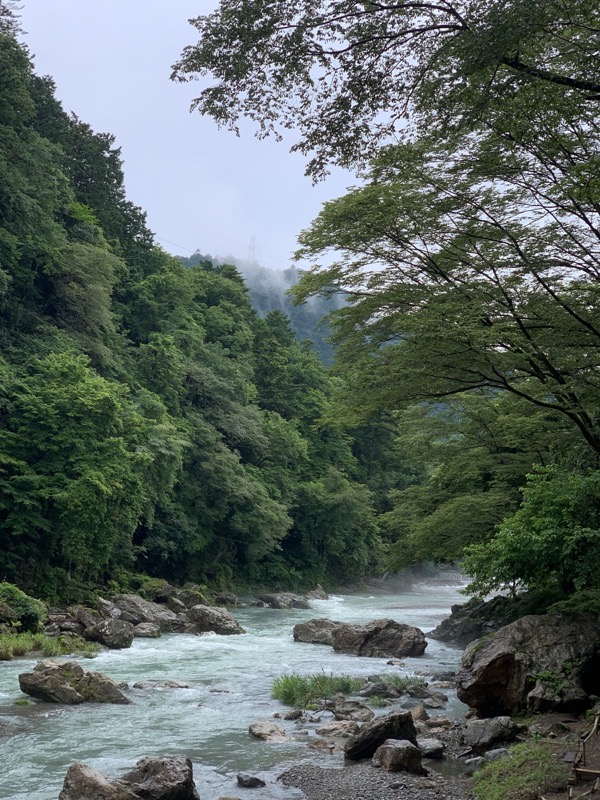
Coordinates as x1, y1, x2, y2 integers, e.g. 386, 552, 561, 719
0, 583, 468, 800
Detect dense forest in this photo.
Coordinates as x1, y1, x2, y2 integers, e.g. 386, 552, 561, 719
1, 1, 599, 614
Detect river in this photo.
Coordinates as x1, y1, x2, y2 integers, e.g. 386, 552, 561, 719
0, 582, 468, 800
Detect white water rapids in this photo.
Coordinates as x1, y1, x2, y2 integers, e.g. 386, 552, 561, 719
0, 583, 468, 800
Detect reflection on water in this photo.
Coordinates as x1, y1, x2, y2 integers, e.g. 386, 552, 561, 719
0, 583, 468, 800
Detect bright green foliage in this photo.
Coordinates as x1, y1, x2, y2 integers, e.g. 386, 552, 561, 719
463, 467, 600, 597
0, 582, 46, 631
473, 740, 571, 800
0, 631, 98, 660
272, 672, 364, 707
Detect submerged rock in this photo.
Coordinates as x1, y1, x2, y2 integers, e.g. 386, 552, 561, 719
236, 772, 266, 788
19, 659, 131, 705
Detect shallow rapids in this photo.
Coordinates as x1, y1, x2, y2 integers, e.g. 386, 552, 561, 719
0, 583, 468, 800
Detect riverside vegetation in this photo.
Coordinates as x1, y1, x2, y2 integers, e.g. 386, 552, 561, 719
0, 0, 599, 618
2, 2, 600, 798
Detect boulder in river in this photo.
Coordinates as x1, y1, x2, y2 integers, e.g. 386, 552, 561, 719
315, 720, 360, 738
236, 772, 266, 788
457, 613, 600, 715
293, 618, 342, 645
429, 596, 518, 647
249, 720, 287, 741
332, 619, 427, 659
59, 762, 137, 800
344, 710, 418, 760
185, 604, 245, 635
328, 695, 375, 722
83, 619, 135, 649
121, 754, 200, 799
59, 755, 200, 800
133, 623, 161, 638
111, 594, 182, 632
255, 593, 311, 609
19, 659, 131, 704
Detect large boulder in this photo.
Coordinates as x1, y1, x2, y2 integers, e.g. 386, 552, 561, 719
59, 763, 137, 800
328, 695, 375, 722
332, 619, 427, 658
84, 619, 135, 649
19, 659, 131, 705
59, 756, 200, 800
255, 593, 311, 609
293, 618, 343, 646
457, 613, 600, 716
429, 596, 518, 647
344, 710, 418, 760
462, 717, 524, 753
121, 755, 200, 799
372, 739, 425, 774
111, 594, 182, 632
185, 604, 245, 635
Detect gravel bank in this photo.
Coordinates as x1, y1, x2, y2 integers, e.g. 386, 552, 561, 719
279, 762, 474, 800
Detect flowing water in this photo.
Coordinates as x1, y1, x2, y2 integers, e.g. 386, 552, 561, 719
0, 583, 468, 800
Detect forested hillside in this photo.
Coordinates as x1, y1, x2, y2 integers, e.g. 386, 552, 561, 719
175, 0, 600, 611
3, 0, 600, 614
0, 24, 386, 601
178, 254, 342, 363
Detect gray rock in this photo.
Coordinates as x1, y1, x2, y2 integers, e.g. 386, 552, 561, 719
429, 596, 516, 647
372, 739, 425, 774
84, 619, 135, 649
485, 747, 510, 761
345, 710, 418, 761
133, 623, 161, 638
186, 604, 245, 635
328, 695, 375, 722
293, 618, 342, 645
236, 773, 266, 788
173, 587, 208, 609
256, 593, 311, 609
133, 681, 189, 689
97, 597, 122, 620
166, 596, 187, 614
111, 594, 181, 632
315, 720, 360, 738
121, 754, 200, 799
457, 613, 600, 715
332, 619, 427, 659
462, 716, 523, 752
463, 757, 485, 775
69, 605, 101, 629
249, 720, 287, 741
59, 762, 137, 800
305, 584, 329, 600
215, 592, 241, 606
417, 737, 445, 759
19, 659, 131, 705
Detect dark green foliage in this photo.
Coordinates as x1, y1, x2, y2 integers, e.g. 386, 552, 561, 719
0, 30, 386, 599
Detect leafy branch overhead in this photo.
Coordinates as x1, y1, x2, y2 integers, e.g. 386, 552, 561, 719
173, 0, 600, 177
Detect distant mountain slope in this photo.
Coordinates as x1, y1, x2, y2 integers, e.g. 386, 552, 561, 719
178, 252, 343, 363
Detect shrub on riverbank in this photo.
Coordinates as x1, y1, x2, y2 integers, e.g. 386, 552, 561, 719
0, 633, 99, 661
272, 673, 364, 707
473, 740, 571, 800
0, 583, 47, 632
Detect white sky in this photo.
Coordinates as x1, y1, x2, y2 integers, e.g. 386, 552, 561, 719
18, 0, 352, 268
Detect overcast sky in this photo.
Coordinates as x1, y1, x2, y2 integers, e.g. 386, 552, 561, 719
18, 1, 352, 268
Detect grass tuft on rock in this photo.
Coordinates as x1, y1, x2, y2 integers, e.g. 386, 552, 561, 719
272, 672, 364, 707
473, 740, 571, 800
0, 633, 99, 661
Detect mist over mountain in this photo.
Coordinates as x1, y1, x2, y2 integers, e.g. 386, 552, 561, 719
178, 251, 344, 363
